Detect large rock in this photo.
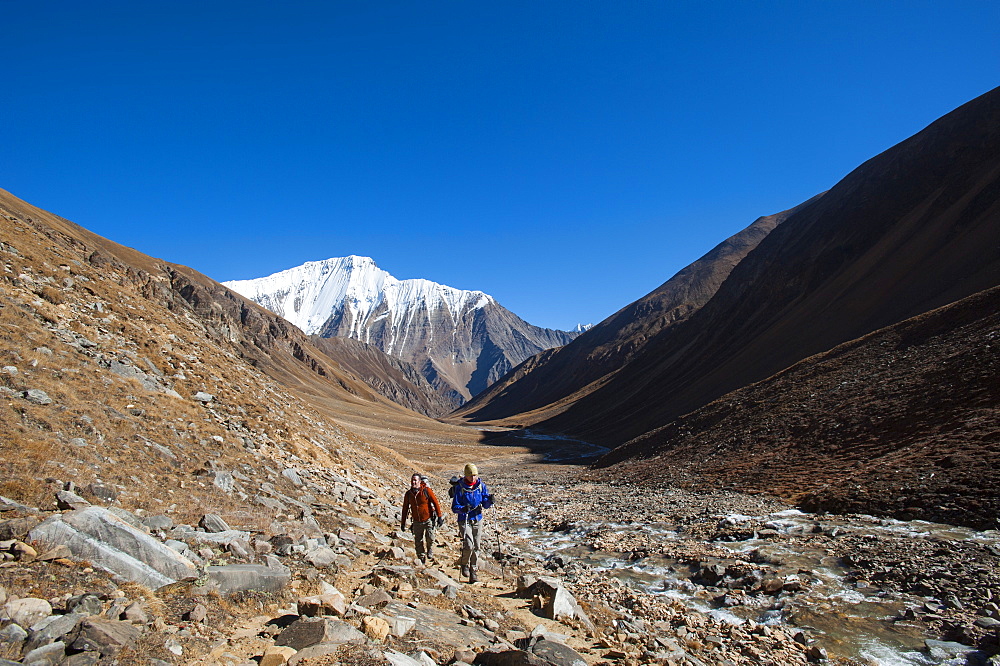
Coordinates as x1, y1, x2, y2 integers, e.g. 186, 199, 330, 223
275, 617, 367, 650
205, 563, 291, 596
298, 591, 347, 617
25, 613, 86, 652
28, 507, 198, 589
199, 514, 232, 533
472, 650, 548, 666
70, 619, 141, 656
380, 601, 493, 649
529, 639, 588, 666
19, 641, 65, 665
524, 576, 594, 631
4, 598, 52, 628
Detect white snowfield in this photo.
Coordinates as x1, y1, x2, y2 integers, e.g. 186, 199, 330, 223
223, 255, 496, 340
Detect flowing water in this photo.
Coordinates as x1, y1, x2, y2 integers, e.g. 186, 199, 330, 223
508, 502, 1000, 665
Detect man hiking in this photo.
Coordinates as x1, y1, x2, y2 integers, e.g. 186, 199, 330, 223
401, 473, 443, 565
451, 463, 493, 583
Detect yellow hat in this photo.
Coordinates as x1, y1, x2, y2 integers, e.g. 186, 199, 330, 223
464, 463, 478, 476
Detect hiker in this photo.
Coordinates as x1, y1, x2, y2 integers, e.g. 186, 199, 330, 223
451, 463, 494, 583
401, 473, 444, 564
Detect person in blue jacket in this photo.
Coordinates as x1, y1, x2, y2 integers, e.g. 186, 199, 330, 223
451, 463, 493, 583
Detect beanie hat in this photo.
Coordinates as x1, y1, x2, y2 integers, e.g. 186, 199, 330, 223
464, 463, 478, 476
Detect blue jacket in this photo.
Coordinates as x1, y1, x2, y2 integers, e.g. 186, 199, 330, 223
451, 478, 493, 522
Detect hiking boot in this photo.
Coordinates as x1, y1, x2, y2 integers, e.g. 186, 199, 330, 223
418, 554, 426, 565
469, 569, 478, 584
461, 565, 470, 578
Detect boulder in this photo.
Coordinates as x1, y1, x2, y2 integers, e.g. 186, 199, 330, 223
23, 389, 52, 405
25, 613, 85, 651
298, 591, 347, 617
0, 515, 40, 540
472, 650, 548, 666
205, 563, 291, 596
66, 594, 104, 616
28, 507, 198, 589
275, 616, 367, 650
142, 515, 174, 531
305, 546, 339, 568
0, 621, 28, 644
362, 615, 391, 641
260, 645, 297, 666
19, 641, 65, 665
4, 598, 53, 628
530, 639, 588, 666
356, 589, 393, 609
55, 490, 91, 511
70, 619, 141, 656
199, 513, 232, 533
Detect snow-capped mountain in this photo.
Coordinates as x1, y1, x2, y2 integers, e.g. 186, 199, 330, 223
224, 256, 578, 403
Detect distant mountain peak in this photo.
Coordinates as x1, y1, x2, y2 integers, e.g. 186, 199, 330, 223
224, 256, 496, 341
224, 256, 576, 402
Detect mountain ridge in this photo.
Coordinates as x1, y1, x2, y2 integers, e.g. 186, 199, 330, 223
225, 255, 578, 406
456, 86, 1000, 450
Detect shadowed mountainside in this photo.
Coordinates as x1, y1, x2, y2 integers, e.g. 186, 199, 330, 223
457, 86, 1000, 455
310, 335, 464, 417
451, 195, 823, 424
589, 284, 1000, 530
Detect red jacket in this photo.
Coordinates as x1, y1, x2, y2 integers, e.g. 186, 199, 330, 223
402, 484, 443, 526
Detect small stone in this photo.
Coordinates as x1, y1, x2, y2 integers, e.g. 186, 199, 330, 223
193, 391, 214, 403
23, 389, 53, 405
362, 615, 391, 642
55, 490, 91, 510
185, 604, 208, 623
260, 645, 297, 666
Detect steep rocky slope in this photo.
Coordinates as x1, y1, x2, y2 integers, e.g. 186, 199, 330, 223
452, 195, 822, 423
0, 186, 494, 514
226, 257, 578, 406
309, 335, 464, 417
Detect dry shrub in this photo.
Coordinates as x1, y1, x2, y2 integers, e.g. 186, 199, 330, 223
37, 285, 64, 305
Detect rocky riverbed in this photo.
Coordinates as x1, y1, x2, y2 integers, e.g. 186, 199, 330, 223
484, 459, 1000, 665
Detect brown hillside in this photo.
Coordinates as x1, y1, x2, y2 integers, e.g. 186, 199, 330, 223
0, 186, 500, 516
589, 284, 1000, 531
310, 335, 464, 417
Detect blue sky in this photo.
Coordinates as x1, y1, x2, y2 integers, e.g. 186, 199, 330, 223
5, 2, 998, 330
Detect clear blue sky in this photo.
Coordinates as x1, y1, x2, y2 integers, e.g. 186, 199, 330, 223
5, 2, 998, 330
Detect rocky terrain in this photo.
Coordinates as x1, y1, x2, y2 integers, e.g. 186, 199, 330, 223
4, 450, 998, 666
1, 185, 999, 666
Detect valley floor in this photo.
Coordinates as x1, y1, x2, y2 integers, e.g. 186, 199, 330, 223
2, 439, 999, 666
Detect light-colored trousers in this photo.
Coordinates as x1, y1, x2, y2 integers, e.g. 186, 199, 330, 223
458, 519, 481, 569
411, 520, 435, 559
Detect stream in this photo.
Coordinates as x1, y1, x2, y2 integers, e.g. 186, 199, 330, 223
491, 463, 1000, 665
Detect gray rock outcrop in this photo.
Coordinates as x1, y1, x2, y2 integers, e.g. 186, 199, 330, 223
28, 507, 198, 589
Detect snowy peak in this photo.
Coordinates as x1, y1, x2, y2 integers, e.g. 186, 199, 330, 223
224, 256, 495, 338
224, 256, 576, 405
